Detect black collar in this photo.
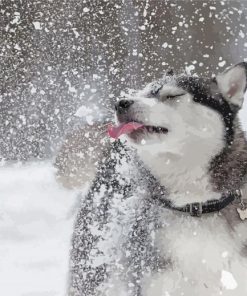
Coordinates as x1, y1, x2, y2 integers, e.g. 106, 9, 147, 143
154, 190, 241, 217
139, 163, 241, 217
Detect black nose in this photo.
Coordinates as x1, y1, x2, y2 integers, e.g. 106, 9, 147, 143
115, 100, 134, 113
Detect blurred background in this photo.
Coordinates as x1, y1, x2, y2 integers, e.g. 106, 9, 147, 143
1, 0, 247, 161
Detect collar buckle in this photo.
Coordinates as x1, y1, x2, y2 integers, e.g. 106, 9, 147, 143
189, 202, 203, 217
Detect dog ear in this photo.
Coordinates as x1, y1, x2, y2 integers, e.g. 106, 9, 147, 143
216, 62, 247, 108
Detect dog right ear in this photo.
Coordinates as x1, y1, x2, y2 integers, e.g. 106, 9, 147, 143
216, 62, 247, 108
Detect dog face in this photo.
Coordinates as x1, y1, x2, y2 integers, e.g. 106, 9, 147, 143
115, 63, 247, 160
116, 76, 223, 159
111, 63, 247, 205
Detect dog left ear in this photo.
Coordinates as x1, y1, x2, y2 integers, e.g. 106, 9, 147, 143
216, 62, 247, 108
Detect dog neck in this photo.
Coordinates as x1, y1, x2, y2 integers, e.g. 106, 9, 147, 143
134, 122, 247, 208
138, 149, 222, 207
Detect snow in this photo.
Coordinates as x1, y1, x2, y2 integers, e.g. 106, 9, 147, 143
30, 86, 37, 94
221, 270, 238, 290
0, 162, 79, 296
218, 61, 226, 67
162, 42, 168, 49
74, 105, 92, 118
14, 44, 21, 51
239, 30, 245, 38
33, 22, 42, 30
83, 7, 90, 13
72, 28, 80, 38
185, 65, 195, 74
221, 251, 228, 258
139, 25, 146, 31
74, 103, 107, 124
11, 13, 20, 25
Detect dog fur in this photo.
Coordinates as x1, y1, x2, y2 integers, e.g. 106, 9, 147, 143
68, 63, 247, 296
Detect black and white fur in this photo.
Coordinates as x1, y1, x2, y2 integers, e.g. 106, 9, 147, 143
69, 63, 247, 296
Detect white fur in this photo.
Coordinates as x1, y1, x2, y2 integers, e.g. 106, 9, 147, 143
141, 208, 247, 296
125, 85, 224, 206
99, 203, 247, 296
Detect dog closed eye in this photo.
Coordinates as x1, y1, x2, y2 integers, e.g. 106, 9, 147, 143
165, 93, 186, 100
150, 88, 185, 100
150, 86, 163, 96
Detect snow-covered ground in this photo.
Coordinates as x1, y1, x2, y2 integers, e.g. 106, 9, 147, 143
0, 161, 82, 296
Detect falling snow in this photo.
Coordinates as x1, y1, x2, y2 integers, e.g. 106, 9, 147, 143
221, 270, 238, 290
33, 21, 42, 30
1, 0, 247, 160
218, 60, 226, 67
162, 42, 168, 48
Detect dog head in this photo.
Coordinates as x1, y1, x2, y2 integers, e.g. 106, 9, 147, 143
112, 63, 247, 160
109, 63, 247, 204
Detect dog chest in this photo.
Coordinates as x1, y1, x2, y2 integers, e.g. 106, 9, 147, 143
141, 210, 247, 296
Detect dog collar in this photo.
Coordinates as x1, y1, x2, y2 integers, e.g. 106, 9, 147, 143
144, 167, 245, 218
163, 190, 243, 217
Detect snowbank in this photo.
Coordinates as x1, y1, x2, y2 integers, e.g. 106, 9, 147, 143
0, 162, 79, 296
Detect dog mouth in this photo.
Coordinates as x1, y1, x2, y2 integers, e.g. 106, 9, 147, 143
108, 121, 168, 139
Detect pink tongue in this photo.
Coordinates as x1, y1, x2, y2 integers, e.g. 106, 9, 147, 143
108, 122, 144, 139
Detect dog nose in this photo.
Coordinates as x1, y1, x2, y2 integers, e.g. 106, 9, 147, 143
115, 100, 134, 113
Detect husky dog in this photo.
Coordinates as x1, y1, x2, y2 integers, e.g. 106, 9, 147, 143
69, 63, 247, 296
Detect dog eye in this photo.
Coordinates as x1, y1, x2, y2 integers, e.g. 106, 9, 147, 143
151, 86, 163, 96
166, 95, 177, 99
166, 93, 185, 100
